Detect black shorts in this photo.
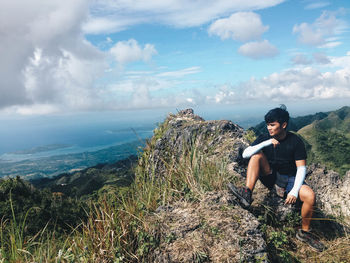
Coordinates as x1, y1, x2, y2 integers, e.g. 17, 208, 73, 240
259, 170, 276, 190
259, 170, 307, 201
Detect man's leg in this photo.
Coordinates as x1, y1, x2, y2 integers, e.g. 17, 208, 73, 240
296, 185, 325, 252
298, 185, 316, 231
228, 151, 271, 208
246, 151, 272, 191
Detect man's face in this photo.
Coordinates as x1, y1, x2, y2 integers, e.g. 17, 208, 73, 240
266, 121, 286, 137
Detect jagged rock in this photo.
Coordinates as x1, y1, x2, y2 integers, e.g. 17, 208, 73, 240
142, 108, 248, 180
242, 159, 350, 225
263, 187, 299, 221
150, 191, 268, 263
306, 164, 350, 223
177, 108, 205, 121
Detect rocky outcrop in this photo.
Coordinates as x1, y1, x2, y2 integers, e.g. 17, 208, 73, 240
151, 191, 267, 263
141, 108, 248, 179
306, 164, 350, 223
141, 109, 270, 262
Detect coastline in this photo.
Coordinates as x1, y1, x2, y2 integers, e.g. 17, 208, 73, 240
0, 139, 146, 180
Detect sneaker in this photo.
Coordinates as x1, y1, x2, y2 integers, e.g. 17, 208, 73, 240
296, 229, 326, 252
228, 183, 252, 209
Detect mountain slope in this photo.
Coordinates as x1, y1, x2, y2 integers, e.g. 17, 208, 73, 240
31, 155, 137, 198
298, 106, 350, 175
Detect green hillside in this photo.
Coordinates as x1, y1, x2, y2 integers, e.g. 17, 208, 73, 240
0, 177, 87, 236
31, 155, 137, 198
298, 106, 350, 175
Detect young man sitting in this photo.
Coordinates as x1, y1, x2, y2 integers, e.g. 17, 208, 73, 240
228, 106, 325, 252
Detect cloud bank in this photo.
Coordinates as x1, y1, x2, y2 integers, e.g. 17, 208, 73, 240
210, 52, 350, 104
0, 0, 107, 114
0, 0, 286, 114
243, 67, 350, 100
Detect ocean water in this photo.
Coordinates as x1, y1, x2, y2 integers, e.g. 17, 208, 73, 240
0, 128, 153, 162
0, 111, 162, 162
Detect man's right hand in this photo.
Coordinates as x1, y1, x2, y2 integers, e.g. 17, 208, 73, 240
271, 138, 280, 148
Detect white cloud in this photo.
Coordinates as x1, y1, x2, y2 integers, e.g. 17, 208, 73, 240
208, 12, 268, 42
328, 52, 350, 69
9, 104, 60, 116
313, 52, 330, 64
292, 54, 312, 65
110, 39, 157, 65
242, 67, 350, 101
238, 40, 279, 59
293, 10, 347, 47
157, 67, 201, 78
0, 0, 107, 113
208, 52, 350, 104
304, 2, 330, 10
290, 52, 331, 66
206, 84, 236, 104
293, 23, 324, 46
126, 70, 155, 76
84, 0, 285, 34
318, 41, 342, 48
101, 77, 198, 110
83, 16, 143, 34
28, 48, 106, 108
0, 0, 201, 115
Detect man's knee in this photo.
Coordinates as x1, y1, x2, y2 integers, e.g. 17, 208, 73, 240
300, 186, 316, 205
249, 152, 264, 162
307, 191, 316, 205
248, 152, 271, 175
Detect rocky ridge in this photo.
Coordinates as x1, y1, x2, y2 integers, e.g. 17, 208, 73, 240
141, 109, 350, 262
141, 108, 246, 179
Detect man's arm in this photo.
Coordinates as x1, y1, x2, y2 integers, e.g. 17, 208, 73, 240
242, 138, 280, 158
285, 159, 306, 204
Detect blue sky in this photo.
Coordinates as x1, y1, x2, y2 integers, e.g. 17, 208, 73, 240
0, 0, 350, 117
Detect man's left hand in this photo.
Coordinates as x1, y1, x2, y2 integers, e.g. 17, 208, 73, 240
285, 194, 297, 204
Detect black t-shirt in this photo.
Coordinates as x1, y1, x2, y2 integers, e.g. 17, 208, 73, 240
251, 132, 307, 175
